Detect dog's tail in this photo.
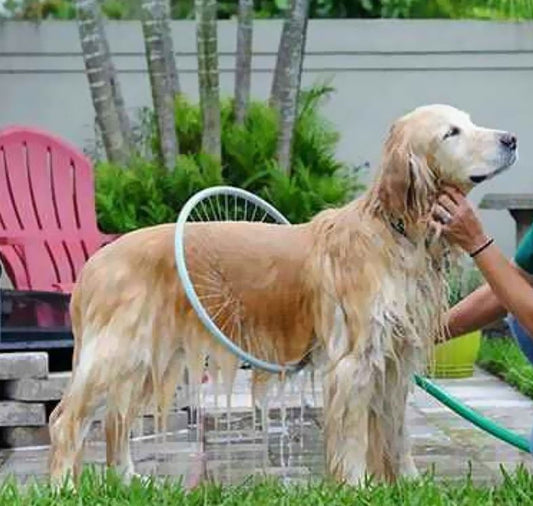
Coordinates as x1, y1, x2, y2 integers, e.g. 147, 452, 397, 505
69, 281, 84, 372
49, 279, 85, 431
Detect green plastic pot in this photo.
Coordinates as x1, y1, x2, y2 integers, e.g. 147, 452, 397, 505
429, 330, 481, 379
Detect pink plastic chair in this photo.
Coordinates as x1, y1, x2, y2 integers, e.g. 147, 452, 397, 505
0, 126, 118, 327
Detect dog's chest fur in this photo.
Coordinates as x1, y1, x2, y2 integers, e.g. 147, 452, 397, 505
323, 233, 448, 372
368, 238, 449, 377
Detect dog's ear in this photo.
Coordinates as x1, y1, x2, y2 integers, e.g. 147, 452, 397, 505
377, 122, 432, 220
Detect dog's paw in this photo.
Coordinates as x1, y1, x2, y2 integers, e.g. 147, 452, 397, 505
400, 455, 419, 480
49, 472, 76, 494
129, 473, 166, 488
121, 469, 142, 485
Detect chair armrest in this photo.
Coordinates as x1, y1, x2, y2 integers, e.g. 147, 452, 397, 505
51, 282, 75, 294
101, 233, 121, 246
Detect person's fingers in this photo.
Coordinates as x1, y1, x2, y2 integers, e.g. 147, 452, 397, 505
433, 203, 452, 222
430, 216, 444, 227
429, 218, 449, 238
429, 218, 442, 232
449, 184, 466, 197
432, 204, 452, 225
437, 194, 458, 213
441, 184, 464, 205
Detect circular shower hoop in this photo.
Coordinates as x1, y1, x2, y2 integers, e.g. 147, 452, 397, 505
174, 185, 531, 453
174, 186, 300, 375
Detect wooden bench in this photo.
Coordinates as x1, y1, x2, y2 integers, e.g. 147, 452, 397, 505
479, 193, 533, 247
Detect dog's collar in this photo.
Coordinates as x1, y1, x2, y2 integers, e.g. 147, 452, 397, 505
390, 217, 407, 238
390, 215, 444, 255
389, 216, 419, 247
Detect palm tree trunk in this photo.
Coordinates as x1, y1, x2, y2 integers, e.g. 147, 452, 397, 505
162, 0, 180, 95
269, 14, 291, 112
195, 0, 221, 160
234, 0, 253, 125
75, 0, 130, 165
270, 0, 309, 174
297, 12, 308, 94
95, 11, 133, 149
141, 0, 179, 171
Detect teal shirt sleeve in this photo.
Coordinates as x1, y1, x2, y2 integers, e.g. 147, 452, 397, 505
514, 224, 533, 274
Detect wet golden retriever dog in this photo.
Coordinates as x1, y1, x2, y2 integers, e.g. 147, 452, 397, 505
48, 104, 517, 485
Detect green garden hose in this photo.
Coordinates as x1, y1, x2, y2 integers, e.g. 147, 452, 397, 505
414, 374, 530, 453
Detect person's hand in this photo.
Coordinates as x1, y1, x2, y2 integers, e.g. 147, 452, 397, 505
431, 185, 490, 254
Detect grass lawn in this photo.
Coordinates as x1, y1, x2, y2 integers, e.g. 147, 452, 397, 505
2, 337, 532, 504
477, 336, 533, 399
2, 467, 533, 505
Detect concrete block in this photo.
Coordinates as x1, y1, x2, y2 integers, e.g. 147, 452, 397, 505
1, 426, 50, 448
132, 410, 189, 436
0, 353, 48, 380
3, 372, 70, 401
87, 411, 189, 442
0, 411, 189, 448
0, 402, 46, 426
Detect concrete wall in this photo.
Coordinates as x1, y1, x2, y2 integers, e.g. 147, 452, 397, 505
2, 20, 533, 257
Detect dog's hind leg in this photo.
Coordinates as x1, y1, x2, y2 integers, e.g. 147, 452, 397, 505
104, 345, 188, 481
104, 367, 159, 482
49, 351, 106, 484
157, 347, 187, 435
105, 405, 142, 482
105, 404, 148, 483
50, 332, 148, 484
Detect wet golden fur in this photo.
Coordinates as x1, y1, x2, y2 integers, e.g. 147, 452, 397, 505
48, 104, 516, 485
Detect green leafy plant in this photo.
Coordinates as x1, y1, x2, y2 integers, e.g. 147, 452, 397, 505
446, 260, 484, 307
95, 154, 223, 232
101, 0, 128, 19
4, 0, 533, 20
95, 85, 364, 233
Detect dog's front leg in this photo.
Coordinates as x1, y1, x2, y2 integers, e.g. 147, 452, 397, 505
380, 363, 418, 481
323, 355, 374, 485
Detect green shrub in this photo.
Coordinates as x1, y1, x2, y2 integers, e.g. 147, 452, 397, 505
477, 336, 533, 399
95, 85, 364, 233
5, 0, 533, 20
96, 154, 223, 232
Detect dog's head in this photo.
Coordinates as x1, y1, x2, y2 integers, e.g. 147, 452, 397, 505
376, 104, 517, 219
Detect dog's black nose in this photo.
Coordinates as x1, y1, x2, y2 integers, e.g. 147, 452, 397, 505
500, 133, 517, 151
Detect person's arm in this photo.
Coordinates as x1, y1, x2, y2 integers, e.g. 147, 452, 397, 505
445, 261, 533, 339
472, 243, 533, 335
433, 186, 533, 337
445, 282, 506, 339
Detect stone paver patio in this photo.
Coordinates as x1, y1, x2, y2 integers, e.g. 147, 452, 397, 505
0, 367, 532, 486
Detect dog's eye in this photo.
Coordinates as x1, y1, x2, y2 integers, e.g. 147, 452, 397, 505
443, 126, 461, 140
